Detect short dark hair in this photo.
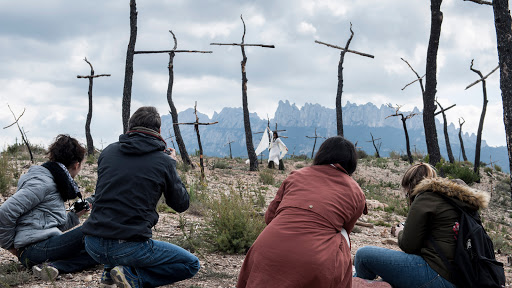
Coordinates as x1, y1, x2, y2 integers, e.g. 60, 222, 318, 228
313, 136, 357, 175
128, 106, 161, 132
47, 134, 86, 168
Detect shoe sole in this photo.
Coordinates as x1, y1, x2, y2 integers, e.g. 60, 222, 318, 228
32, 265, 59, 281
111, 266, 134, 288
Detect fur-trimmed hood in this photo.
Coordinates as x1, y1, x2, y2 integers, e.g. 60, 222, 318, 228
411, 177, 490, 210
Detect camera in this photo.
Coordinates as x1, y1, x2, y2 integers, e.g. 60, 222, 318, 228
71, 198, 90, 213
70, 193, 95, 213
164, 148, 172, 155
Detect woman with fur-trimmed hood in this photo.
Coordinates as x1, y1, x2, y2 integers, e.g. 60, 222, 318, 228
353, 163, 490, 288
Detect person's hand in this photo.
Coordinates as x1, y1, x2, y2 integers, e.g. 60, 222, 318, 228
8, 248, 18, 257
166, 148, 177, 161
391, 223, 404, 237
75, 208, 89, 218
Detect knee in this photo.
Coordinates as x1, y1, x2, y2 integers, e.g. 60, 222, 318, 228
355, 246, 378, 265
186, 256, 200, 278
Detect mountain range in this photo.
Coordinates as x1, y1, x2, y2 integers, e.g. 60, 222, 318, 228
161, 100, 509, 172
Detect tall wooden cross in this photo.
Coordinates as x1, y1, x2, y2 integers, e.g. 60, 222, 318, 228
174, 102, 218, 182
315, 23, 374, 137
77, 57, 111, 155
211, 14, 275, 171
305, 128, 326, 159
135, 30, 212, 168
165, 129, 176, 150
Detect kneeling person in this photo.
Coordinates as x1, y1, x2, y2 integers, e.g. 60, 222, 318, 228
82, 106, 200, 288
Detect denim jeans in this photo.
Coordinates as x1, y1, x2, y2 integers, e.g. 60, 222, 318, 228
18, 226, 98, 273
84, 235, 200, 287
354, 246, 456, 288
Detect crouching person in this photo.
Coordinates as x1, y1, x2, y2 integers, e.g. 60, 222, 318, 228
82, 106, 200, 288
0, 135, 98, 281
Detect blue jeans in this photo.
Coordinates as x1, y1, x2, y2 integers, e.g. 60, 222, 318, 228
18, 226, 98, 273
84, 236, 200, 287
354, 246, 456, 288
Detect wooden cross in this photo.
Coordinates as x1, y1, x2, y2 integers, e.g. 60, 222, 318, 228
385, 104, 419, 164
77, 57, 111, 156
366, 133, 382, 158
164, 129, 177, 150
225, 140, 235, 159
211, 14, 275, 171
135, 30, 212, 168
315, 22, 374, 137
174, 102, 218, 182
305, 128, 326, 159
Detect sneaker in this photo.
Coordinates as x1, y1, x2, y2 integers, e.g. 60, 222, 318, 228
32, 263, 59, 281
111, 266, 139, 288
100, 268, 116, 288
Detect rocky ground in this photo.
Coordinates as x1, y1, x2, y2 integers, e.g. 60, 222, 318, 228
0, 154, 511, 287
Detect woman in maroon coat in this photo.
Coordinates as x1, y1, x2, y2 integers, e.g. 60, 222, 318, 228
237, 136, 367, 288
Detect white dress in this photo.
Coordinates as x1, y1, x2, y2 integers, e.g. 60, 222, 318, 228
268, 137, 287, 164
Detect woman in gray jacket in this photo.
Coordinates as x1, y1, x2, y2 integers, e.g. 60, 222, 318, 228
0, 135, 97, 281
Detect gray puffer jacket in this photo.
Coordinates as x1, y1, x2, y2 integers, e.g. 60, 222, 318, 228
0, 165, 79, 250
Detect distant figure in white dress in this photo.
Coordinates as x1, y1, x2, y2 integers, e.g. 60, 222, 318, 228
268, 131, 288, 170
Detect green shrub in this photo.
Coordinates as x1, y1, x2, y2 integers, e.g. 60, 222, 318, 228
213, 160, 229, 169
205, 191, 266, 254
0, 261, 32, 287
494, 165, 502, 172
483, 167, 493, 174
357, 149, 368, 159
435, 162, 480, 184
259, 169, 275, 185
389, 151, 400, 159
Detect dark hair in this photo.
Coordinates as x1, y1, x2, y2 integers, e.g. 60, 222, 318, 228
313, 136, 357, 175
128, 106, 161, 132
46, 134, 86, 168
273, 131, 278, 138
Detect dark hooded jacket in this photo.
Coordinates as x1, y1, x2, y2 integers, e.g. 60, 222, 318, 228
82, 131, 189, 241
398, 177, 490, 284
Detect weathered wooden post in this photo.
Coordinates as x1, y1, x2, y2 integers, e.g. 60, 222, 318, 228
315, 23, 374, 137
385, 104, 419, 164
77, 57, 111, 155
211, 15, 275, 171
134, 30, 212, 168
306, 128, 326, 159
174, 102, 218, 182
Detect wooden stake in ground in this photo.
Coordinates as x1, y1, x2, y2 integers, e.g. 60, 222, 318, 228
211, 15, 275, 171
306, 128, 326, 159
3, 105, 33, 163
225, 140, 235, 159
315, 23, 374, 137
122, 0, 138, 133
135, 30, 212, 168
385, 104, 419, 164
466, 60, 498, 174
77, 57, 111, 156
367, 133, 382, 158
434, 100, 456, 163
458, 118, 468, 162
174, 102, 218, 182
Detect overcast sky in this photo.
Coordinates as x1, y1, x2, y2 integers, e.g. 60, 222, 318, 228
0, 0, 507, 151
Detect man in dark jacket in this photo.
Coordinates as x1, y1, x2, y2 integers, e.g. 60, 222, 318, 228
82, 106, 200, 288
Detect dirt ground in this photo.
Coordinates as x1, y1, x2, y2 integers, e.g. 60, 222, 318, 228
0, 155, 510, 287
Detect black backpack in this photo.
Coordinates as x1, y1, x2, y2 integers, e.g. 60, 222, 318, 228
430, 195, 506, 288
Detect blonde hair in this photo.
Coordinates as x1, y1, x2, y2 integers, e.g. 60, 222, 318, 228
401, 163, 437, 197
